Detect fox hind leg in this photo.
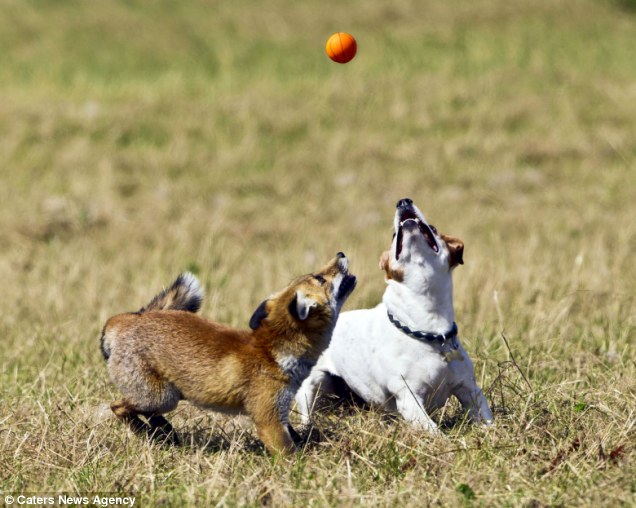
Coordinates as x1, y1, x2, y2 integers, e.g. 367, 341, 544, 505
111, 399, 152, 436
107, 351, 181, 443
111, 399, 181, 445
109, 367, 181, 444
147, 414, 180, 445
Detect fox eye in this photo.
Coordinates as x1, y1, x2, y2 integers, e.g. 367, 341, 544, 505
430, 225, 438, 234
314, 275, 326, 285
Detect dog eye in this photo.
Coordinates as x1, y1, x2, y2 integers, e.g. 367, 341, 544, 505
314, 275, 326, 285
430, 225, 438, 234
392, 232, 396, 239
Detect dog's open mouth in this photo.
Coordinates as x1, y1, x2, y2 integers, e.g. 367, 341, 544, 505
396, 211, 439, 259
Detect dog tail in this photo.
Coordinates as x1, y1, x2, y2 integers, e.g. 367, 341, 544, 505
139, 272, 204, 314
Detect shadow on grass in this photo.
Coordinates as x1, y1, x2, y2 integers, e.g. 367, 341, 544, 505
119, 365, 519, 455
132, 416, 328, 455
167, 425, 267, 455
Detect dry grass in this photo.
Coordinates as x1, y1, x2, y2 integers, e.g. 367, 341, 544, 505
1, 0, 635, 506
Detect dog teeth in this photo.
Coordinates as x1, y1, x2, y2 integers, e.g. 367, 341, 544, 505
400, 218, 420, 227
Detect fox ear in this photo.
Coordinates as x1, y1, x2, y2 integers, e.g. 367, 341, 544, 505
289, 291, 317, 321
249, 299, 269, 330
441, 234, 464, 268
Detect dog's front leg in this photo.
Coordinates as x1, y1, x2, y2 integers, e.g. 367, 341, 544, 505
295, 368, 335, 426
392, 388, 441, 434
453, 382, 493, 425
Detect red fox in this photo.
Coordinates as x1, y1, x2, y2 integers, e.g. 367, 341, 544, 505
100, 253, 356, 455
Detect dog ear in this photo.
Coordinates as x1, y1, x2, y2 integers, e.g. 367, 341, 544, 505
289, 291, 317, 321
379, 250, 404, 281
441, 234, 464, 268
249, 299, 269, 330
379, 251, 390, 272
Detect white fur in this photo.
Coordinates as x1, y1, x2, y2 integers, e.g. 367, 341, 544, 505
295, 291, 317, 320
180, 271, 205, 301
295, 202, 493, 432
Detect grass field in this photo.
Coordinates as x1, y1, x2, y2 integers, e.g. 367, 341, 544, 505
1, 0, 635, 506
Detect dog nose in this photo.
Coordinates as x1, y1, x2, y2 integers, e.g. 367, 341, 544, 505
396, 198, 413, 209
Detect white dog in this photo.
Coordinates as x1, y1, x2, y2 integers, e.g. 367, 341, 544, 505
295, 198, 493, 433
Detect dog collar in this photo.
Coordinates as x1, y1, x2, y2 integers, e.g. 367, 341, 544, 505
386, 310, 459, 350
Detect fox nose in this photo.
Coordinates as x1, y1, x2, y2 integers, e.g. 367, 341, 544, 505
396, 198, 413, 209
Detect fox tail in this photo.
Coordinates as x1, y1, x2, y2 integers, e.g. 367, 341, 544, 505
139, 272, 204, 314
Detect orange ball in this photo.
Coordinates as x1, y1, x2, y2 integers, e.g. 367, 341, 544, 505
325, 32, 357, 64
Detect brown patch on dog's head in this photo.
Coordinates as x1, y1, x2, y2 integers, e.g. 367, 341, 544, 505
379, 250, 404, 282
440, 234, 464, 269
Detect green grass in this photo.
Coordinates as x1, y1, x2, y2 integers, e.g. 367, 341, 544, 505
1, 0, 635, 506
